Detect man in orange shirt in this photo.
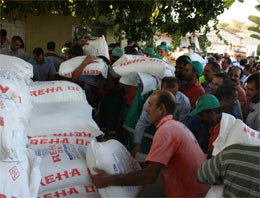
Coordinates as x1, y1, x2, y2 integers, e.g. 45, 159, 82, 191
91, 91, 209, 197
179, 58, 205, 109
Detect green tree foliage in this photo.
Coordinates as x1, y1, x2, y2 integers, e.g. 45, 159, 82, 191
248, 0, 260, 40
0, 0, 226, 48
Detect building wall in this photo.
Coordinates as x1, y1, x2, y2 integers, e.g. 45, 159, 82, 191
25, 13, 80, 55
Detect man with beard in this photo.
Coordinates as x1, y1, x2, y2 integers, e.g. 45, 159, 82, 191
174, 55, 190, 86
245, 72, 260, 131
179, 58, 205, 109
228, 66, 250, 120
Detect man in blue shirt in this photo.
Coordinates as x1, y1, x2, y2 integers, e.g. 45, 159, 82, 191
29, 47, 56, 81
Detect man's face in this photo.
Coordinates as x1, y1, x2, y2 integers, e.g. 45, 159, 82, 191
34, 54, 44, 64
161, 84, 178, 96
158, 49, 167, 58
143, 53, 151, 58
245, 81, 259, 103
203, 63, 215, 82
175, 62, 184, 80
228, 67, 241, 85
199, 111, 216, 127
11, 40, 22, 52
222, 58, 229, 70
146, 94, 162, 126
183, 63, 194, 82
220, 91, 237, 113
211, 77, 224, 95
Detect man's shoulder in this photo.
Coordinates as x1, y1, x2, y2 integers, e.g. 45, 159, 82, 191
176, 91, 190, 104
0, 47, 11, 55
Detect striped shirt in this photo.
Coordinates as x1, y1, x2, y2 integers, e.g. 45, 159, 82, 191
197, 144, 260, 197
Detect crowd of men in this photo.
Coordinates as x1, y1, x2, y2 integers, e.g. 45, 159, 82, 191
1, 29, 260, 197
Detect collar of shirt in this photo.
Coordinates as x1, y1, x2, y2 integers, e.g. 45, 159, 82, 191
156, 114, 173, 128
250, 102, 260, 112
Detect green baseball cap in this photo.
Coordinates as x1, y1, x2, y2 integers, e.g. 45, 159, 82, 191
111, 47, 123, 57
143, 47, 155, 56
189, 94, 220, 116
157, 45, 170, 52
186, 58, 203, 77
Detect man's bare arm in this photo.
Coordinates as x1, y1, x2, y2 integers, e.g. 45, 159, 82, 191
91, 161, 163, 188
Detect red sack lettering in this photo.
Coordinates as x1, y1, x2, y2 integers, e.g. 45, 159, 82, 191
0, 85, 9, 94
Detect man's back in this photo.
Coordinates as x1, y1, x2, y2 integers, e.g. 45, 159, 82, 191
197, 144, 260, 197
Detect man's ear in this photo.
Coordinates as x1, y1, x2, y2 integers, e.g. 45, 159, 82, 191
159, 104, 167, 115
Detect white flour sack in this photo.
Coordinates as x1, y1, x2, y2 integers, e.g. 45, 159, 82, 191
0, 54, 33, 81
27, 101, 103, 137
112, 55, 173, 80
213, 113, 260, 156
28, 132, 96, 147
38, 185, 100, 198
205, 186, 223, 198
29, 80, 86, 103
31, 144, 93, 194
59, 56, 108, 78
0, 76, 32, 122
0, 149, 41, 198
0, 98, 28, 161
86, 140, 142, 197
83, 35, 110, 60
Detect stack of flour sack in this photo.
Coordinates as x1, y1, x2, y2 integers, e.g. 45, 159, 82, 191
0, 54, 142, 198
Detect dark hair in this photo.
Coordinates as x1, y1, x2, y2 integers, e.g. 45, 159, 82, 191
11, 36, 23, 44
228, 66, 243, 79
215, 84, 237, 101
0, 29, 7, 38
70, 45, 83, 57
240, 58, 247, 66
33, 47, 44, 56
244, 64, 252, 71
161, 77, 178, 89
214, 72, 228, 80
207, 56, 216, 63
125, 46, 138, 55
156, 91, 176, 115
160, 41, 167, 46
213, 53, 221, 61
47, 41, 55, 51
64, 41, 72, 48
208, 61, 221, 73
223, 56, 231, 65
176, 55, 190, 65
246, 72, 260, 90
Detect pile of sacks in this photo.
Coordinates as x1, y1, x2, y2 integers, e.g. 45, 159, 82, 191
0, 54, 142, 198
0, 54, 41, 198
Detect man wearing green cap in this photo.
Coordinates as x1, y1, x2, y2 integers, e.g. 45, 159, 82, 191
179, 59, 205, 109
111, 47, 123, 64
190, 94, 222, 155
157, 44, 174, 65
143, 47, 155, 58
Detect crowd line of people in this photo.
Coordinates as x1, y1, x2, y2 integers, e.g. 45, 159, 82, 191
1, 28, 260, 197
